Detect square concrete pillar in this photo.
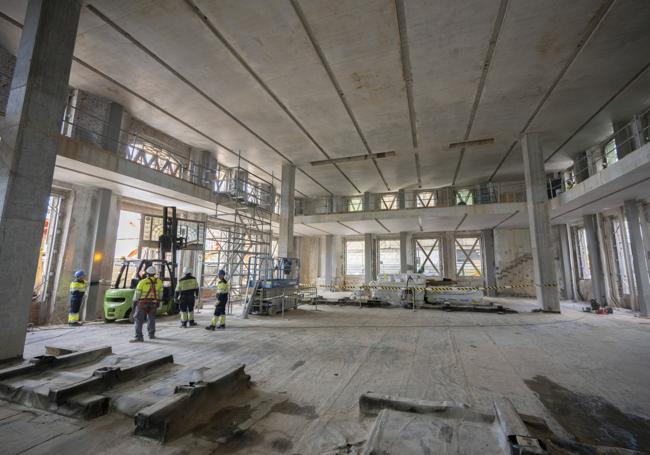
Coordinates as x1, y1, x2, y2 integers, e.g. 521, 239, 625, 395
278, 163, 295, 258
443, 232, 457, 280
50, 187, 116, 323
363, 192, 373, 211
583, 214, 607, 304
364, 233, 375, 283
103, 102, 125, 153
558, 224, 576, 301
0, 0, 81, 361
85, 189, 120, 320
398, 189, 406, 209
399, 232, 413, 274
481, 229, 497, 297
624, 200, 650, 317
522, 133, 560, 312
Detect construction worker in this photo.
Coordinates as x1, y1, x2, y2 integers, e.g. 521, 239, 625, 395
130, 265, 162, 342
176, 267, 199, 328
206, 269, 229, 330
68, 270, 87, 326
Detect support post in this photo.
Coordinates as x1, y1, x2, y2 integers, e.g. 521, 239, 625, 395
85, 190, 120, 320
0, 0, 81, 361
583, 214, 607, 304
103, 102, 125, 153
558, 224, 575, 300
481, 229, 497, 297
624, 200, 650, 317
399, 232, 413, 274
278, 163, 295, 258
364, 233, 374, 283
521, 133, 560, 312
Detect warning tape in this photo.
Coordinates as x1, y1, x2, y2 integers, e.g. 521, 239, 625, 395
298, 282, 557, 293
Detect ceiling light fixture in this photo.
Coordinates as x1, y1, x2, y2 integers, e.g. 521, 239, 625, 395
310, 151, 397, 167
449, 138, 495, 149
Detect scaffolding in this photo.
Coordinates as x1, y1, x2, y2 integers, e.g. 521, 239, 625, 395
203, 154, 276, 305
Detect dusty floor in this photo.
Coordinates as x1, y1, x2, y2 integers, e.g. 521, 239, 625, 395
2, 298, 650, 454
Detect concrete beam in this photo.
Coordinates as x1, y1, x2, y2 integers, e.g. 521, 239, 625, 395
522, 133, 559, 312
0, 0, 81, 361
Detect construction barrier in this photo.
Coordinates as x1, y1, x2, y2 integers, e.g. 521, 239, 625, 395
298, 282, 557, 293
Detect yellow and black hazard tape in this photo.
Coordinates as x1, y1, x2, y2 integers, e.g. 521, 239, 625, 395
298, 282, 557, 293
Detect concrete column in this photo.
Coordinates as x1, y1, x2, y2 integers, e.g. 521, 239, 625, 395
630, 116, 644, 150
558, 224, 576, 300
278, 163, 295, 258
399, 232, 413, 274
481, 229, 497, 297
522, 133, 560, 312
103, 102, 125, 153
364, 233, 375, 283
0, 0, 81, 361
583, 214, 607, 304
190, 149, 216, 187
363, 192, 373, 211
50, 187, 108, 323
443, 232, 457, 280
398, 189, 406, 209
624, 200, 650, 317
84, 189, 120, 320
322, 235, 335, 284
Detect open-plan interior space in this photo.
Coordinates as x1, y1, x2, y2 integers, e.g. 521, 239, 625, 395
0, 1, 649, 454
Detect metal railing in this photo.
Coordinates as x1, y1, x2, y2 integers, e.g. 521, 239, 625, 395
295, 181, 526, 216
548, 107, 650, 198
59, 103, 277, 210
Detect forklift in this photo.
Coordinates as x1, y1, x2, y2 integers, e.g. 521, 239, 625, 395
103, 207, 188, 322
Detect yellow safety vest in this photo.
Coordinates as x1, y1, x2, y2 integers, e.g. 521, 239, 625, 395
70, 279, 87, 293
216, 279, 229, 295
136, 277, 163, 301
176, 276, 199, 292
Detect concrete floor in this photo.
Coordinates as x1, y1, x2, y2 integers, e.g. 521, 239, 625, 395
3, 299, 650, 454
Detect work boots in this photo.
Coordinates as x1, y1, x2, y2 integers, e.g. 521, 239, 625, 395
180, 320, 187, 328
205, 324, 216, 331
189, 320, 198, 327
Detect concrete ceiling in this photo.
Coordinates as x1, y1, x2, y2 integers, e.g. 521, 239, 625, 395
1, 0, 650, 197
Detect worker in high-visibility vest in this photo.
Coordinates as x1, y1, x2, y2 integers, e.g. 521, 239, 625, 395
130, 265, 163, 342
206, 269, 229, 330
175, 267, 199, 328
68, 270, 87, 326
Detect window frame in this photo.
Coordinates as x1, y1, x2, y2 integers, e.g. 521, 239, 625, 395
455, 235, 482, 277
344, 238, 365, 276
414, 237, 443, 277
377, 238, 401, 275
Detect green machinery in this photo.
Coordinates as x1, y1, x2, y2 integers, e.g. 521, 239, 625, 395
103, 207, 198, 322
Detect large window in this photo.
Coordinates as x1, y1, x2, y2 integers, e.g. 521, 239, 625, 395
345, 239, 365, 276
416, 191, 436, 208
575, 226, 591, 279
378, 193, 398, 210
347, 197, 363, 212
455, 189, 475, 206
455, 236, 482, 277
378, 239, 400, 275
415, 238, 442, 276
611, 218, 630, 295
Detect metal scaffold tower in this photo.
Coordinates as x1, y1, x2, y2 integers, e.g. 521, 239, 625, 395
203, 153, 275, 306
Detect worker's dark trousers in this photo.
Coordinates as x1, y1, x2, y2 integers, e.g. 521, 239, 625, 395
211, 297, 227, 326
179, 300, 194, 314
134, 301, 157, 339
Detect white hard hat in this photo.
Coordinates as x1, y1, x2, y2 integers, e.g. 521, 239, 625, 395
183, 267, 192, 275
145, 266, 156, 275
